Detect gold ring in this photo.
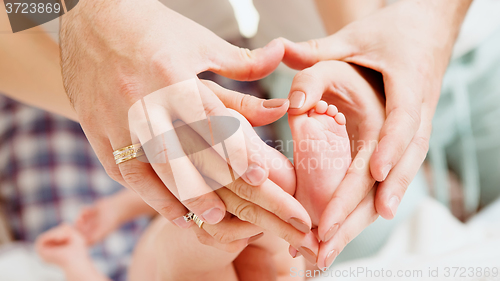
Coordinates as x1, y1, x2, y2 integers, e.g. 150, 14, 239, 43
183, 212, 204, 228
113, 144, 145, 165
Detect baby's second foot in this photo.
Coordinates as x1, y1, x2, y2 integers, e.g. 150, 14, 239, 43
289, 101, 351, 226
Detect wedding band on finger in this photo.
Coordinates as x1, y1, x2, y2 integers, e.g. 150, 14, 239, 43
113, 144, 145, 165
183, 211, 204, 228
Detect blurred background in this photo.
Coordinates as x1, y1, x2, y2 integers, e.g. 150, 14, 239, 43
1, 0, 500, 280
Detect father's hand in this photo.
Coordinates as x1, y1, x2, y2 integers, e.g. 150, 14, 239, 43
60, 0, 312, 235
282, 0, 472, 220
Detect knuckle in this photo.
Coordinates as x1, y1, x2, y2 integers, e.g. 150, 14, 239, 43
331, 196, 352, 219
211, 229, 235, 244
278, 228, 294, 244
121, 166, 147, 188
183, 194, 209, 212
395, 174, 412, 192
239, 93, 255, 112
158, 204, 178, 219
307, 39, 320, 52
195, 232, 212, 246
233, 202, 258, 223
294, 69, 317, 84
412, 135, 430, 156
402, 107, 421, 130
340, 231, 354, 247
231, 180, 254, 201
105, 166, 123, 183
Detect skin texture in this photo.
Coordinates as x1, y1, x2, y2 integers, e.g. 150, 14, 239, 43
284, 0, 473, 268
59, 0, 314, 248
0, 9, 77, 120
286, 61, 386, 270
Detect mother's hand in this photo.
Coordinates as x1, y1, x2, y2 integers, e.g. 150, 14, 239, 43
60, 0, 313, 234
285, 61, 386, 269
170, 96, 319, 263
282, 0, 471, 220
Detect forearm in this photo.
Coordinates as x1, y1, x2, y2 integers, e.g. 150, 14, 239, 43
314, 0, 385, 34
0, 10, 77, 121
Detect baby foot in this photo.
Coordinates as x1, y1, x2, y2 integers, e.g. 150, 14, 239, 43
75, 199, 121, 245
289, 100, 351, 226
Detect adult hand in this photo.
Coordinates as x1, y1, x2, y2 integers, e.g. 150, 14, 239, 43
282, 0, 472, 220
165, 99, 319, 263
284, 61, 385, 269
60, 0, 311, 235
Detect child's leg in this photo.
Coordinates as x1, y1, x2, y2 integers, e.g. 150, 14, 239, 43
129, 217, 241, 281
75, 188, 158, 245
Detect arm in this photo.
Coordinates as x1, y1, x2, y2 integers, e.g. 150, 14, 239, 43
314, 0, 385, 34
0, 7, 77, 121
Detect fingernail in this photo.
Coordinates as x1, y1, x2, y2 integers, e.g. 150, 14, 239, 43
324, 249, 337, 271
173, 216, 191, 229
322, 223, 339, 242
288, 217, 310, 233
388, 196, 400, 217
289, 91, 305, 109
298, 246, 317, 265
201, 208, 224, 224
382, 164, 392, 180
289, 246, 298, 258
263, 99, 288, 108
244, 163, 266, 185
248, 232, 264, 244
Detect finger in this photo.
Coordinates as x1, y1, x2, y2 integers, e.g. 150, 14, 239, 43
202, 212, 264, 244
116, 159, 193, 226
317, 129, 379, 242
201, 79, 289, 127
227, 108, 296, 195
375, 105, 432, 219
167, 80, 268, 187
369, 74, 423, 181
208, 38, 285, 81
280, 35, 353, 71
125, 95, 227, 225
191, 225, 250, 253
287, 60, 355, 115
215, 187, 319, 265
317, 190, 379, 270
178, 117, 302, 229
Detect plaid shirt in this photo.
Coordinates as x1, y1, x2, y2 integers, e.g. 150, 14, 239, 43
0, 94, 149, 281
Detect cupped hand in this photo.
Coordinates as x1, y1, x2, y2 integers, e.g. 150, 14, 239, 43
60, 0, 312, 235
285, 61, 385, 269
161, 97, 318, 263
282, 0, 471, 219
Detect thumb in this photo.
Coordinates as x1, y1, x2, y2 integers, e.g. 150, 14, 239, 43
202, 80, 289, 127
280, 33, 353, 70
208, 39, 285, 81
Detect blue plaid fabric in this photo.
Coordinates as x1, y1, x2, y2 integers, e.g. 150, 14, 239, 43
0, 94, 150, 281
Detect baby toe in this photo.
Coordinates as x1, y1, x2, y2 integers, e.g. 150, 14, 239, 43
334, 112, 346, 125
315, 100, 328, 114
327, 105, 338, 117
